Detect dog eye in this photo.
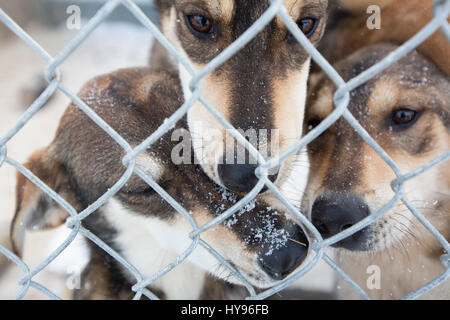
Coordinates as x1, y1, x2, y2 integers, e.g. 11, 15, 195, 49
298, 18, 318, 38
391, 109, 419, 127
186, 14, 213, 35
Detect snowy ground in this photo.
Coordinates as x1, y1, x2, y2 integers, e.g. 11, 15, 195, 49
0, 22, 335, 299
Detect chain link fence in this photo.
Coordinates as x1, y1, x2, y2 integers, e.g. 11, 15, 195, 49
0, 0, 449, 300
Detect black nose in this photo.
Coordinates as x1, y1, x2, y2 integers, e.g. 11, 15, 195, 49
258, 225, 309, 280
218, 161, 278, 193
311, 195, 371, 251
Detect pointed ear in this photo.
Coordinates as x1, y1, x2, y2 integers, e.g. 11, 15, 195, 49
11, 148, 79, 258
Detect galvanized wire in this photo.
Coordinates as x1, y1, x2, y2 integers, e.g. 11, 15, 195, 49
0, 0, 449, 300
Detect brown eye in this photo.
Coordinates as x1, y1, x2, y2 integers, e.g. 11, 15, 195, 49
186, 14, 213, 35
298, 18, 318, 38
392, 109, 418, 125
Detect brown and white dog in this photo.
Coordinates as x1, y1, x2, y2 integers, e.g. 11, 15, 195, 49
11, 67, 311, 299
303, 43, 449, 299
150, 0, 329, 193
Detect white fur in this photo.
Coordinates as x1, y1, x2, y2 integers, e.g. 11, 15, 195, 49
178, 62, 225, 186
135, 153, 165, 182
280, 150, 309, 211
103, 198, 226, 299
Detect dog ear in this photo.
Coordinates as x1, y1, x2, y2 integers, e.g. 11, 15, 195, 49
10, 148, 79, 258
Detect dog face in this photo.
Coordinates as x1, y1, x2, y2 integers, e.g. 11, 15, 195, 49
155, 0, 329, 193
11, 68, 310, 292
303, 44, 450, 252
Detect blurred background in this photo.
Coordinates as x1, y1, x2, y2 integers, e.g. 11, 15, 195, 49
0, 0, 335, 299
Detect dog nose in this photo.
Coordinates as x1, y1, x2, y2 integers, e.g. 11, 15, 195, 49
258, 225, 309, 280
311, 195, 371, 251
218, 163, 258, 193
218, 161, 278, 193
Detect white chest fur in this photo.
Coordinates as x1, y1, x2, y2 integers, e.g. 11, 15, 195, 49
104, 198, 208, 300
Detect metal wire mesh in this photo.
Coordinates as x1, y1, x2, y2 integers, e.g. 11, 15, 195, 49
0, 0, 449, 300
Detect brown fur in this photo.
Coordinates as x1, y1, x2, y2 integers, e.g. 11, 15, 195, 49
12, 149, 81, 257
338, 0, 393, 12
321, 0, 450, 75
303, 43, 450, 299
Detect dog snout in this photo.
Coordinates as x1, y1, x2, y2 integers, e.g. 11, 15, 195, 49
218, 158, 278, 193
258, 225, 308, 281
311, 194, 371, 251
